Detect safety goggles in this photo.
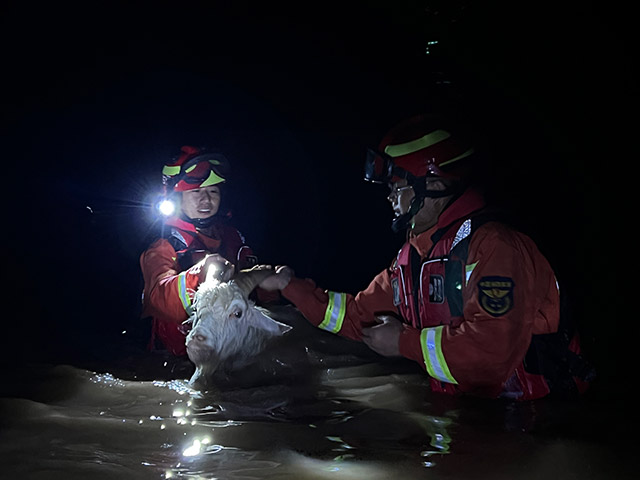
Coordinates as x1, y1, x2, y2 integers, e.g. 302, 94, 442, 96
164, 153, 230, 189
364, 148, 410, 184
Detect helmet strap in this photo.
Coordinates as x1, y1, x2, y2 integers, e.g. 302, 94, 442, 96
389, 176, 464, 233
391, 196, 424, 233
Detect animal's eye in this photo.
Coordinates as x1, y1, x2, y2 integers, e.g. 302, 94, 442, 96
232, 310, 243, 318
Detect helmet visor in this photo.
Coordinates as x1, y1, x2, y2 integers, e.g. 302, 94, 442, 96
364, 148, 407, 184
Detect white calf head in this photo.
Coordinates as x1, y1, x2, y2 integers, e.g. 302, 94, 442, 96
185, 268, 290, 385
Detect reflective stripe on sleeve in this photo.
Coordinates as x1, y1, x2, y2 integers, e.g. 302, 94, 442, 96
318, 291, 347, 333
420, 326, 458, 384
177, 272, 194, 316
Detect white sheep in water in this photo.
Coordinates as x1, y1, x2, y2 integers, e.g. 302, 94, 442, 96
185, 266, 291, 387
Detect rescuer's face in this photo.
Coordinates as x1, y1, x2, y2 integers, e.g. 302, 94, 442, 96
388, 177, 453, 233
181, 186, 221, 219
387, 179, 414, 218
412, 178, 453, 232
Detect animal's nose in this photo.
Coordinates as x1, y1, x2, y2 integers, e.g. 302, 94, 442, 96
188, 331, 207, 344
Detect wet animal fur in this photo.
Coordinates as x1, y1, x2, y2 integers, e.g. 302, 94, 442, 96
185, 277, 290, 386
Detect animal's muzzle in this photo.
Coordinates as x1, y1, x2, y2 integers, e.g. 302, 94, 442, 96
186, 330, 208, 349
186, 333, 214, 365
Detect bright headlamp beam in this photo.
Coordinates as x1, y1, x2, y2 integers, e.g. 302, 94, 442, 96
158, 199, 176, 216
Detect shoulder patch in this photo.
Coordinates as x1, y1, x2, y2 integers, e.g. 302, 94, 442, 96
477, 276, 514, 317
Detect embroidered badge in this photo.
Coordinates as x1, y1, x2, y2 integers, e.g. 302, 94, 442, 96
429, 274, 445, 303
477, 276, 515, 316
391, 277, 401, 306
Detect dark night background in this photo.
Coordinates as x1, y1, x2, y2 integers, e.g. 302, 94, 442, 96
2, 1, 634, 397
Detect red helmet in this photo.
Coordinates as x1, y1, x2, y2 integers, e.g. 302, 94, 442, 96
365, 115, 475, 184
162, 145, 230, 193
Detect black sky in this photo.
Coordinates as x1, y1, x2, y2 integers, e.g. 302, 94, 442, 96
2, 1, 634, 385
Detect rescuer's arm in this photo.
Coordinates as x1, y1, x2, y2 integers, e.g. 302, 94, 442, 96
396, 224, 557, 394
262, 266, 399, 341
140, 239, 222, 322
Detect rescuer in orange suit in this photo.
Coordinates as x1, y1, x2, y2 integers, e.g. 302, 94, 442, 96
260, 115, 594, 400
140, 145, 270, 356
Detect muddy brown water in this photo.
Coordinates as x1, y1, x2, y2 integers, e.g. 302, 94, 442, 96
0, 306, 634, 479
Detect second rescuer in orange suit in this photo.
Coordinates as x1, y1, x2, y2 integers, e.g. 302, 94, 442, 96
140, 145, 271, 356
259, 115, 592, 400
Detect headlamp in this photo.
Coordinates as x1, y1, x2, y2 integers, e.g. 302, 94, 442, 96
157, 198, 176, 217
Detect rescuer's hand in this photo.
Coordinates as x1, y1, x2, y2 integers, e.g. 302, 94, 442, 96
258, 265, 294, 291
362, 315, 403, 357
192, 253, 235, 283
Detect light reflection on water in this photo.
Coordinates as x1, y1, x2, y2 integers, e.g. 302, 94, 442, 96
0, 309, 632, 479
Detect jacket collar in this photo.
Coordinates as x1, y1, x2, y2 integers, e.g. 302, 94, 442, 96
165, 215, 198, 234
164, 216, 222, 252
435, 187, 485, 229
408, 188, 485, 257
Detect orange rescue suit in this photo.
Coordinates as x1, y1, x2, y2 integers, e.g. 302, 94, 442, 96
282, 188, 565, 399
140, 218, 253, 356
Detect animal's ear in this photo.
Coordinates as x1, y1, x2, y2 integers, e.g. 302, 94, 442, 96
253, 307, 293, 336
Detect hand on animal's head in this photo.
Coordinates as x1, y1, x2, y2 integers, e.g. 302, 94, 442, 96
257, 265, 294, 291
191, 253, 235, 284
185, 265, 292, 380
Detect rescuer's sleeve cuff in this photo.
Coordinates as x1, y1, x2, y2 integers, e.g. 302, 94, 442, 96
281, 277, 317, 300
281, 277, 328, 327
398, 325, 458, 384
398, 326, 425, 366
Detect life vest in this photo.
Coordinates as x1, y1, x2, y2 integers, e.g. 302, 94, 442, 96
390, 214, 595, 399
391, 216, 474, 331
164, 216, 257, 271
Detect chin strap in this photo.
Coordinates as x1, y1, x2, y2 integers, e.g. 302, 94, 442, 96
390, 177, 464, 233
391, 196, 424, 233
